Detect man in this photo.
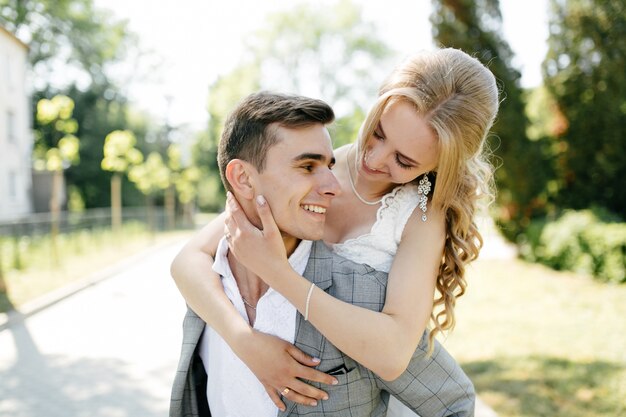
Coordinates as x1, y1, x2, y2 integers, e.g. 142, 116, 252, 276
170, 92, 475, 417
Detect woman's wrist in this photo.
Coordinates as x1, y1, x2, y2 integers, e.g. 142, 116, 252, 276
229, 324, 257, 357
257, 258, 292, 287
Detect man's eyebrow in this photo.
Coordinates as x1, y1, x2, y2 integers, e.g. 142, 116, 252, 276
378, 120, 420, 166
293, 153, 333, 163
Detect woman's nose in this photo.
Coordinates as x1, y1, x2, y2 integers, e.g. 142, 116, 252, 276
365, 146, 386, 171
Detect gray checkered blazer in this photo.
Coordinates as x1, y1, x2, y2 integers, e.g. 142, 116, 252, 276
170, 241, 475, 417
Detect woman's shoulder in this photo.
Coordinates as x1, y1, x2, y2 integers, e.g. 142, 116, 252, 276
333, 143, 352, 158
381, 183, 420, 209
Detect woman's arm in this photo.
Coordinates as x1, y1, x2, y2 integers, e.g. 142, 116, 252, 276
170, 213, 337, 409
226, 194, 445, 381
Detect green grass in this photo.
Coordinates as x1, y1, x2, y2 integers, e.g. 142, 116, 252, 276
0, 223, 197, 313
444, 258, 626, 417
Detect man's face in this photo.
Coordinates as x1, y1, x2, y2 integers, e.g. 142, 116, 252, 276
250, 124, 340, 250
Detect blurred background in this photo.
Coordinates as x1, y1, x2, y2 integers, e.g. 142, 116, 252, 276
0, 1, 624, 416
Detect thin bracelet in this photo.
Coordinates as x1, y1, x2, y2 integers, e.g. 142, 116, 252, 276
304, 283, 316, 321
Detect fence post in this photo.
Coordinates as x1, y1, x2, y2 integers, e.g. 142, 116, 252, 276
0, 239, 6, 293
12, 224, 22, 270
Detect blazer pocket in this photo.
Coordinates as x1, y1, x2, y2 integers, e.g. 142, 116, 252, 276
322, 366, 376, 413
326, 364, 351, 376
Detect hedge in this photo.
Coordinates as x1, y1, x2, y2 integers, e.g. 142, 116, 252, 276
518, 209, 626, 283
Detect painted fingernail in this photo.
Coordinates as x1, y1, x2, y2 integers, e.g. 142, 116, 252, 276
312, 357, 321, 363
256, 195, 266, 206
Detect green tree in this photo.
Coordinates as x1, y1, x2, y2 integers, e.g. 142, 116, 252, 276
193, 0, 391, 211
32, 95, 80, 263
101, 130, 144, 231
0, 0, 134, 86
167, 144, 200, 227
2, 0, 154, 209
249, 0, 390, 116
430, 0, 554, 240
543, 0, 626, 217
128, 152, 171, 230
193, 64, 261, 211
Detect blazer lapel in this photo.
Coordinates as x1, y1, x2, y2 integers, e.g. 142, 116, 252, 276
280, 241, 334, 417
294, 240, 334, 350
302, 240, 334, 290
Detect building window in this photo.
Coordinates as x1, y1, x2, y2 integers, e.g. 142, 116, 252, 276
7, 111, 15, 143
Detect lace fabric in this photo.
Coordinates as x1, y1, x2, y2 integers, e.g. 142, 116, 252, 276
332, 183, 423, 417
332, 183, 421, 273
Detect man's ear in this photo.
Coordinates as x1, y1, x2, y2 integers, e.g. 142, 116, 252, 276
225, 159, 256, 200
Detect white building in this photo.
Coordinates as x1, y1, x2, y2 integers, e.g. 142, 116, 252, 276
0, 25, 32, 221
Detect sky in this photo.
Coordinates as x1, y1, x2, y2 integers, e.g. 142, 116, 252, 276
94, 0, 549, 131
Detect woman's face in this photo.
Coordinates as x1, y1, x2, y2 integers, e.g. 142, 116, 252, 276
359, 100, 439, 185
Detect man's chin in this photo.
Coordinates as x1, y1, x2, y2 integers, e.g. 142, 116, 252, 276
300, 229, 324, 242
285, 227, 324, 242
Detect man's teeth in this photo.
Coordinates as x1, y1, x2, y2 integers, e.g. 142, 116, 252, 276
303, 205, 326, 214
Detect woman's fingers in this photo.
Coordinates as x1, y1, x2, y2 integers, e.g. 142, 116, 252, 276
298, 365, 339, 387
279, 384, 321, 407
254, 195, 280, 237
225, 192, 252, 233
286, 345, 338, 386
264, 384, 286, 412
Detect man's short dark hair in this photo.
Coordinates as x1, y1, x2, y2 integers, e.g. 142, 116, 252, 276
217, 92, 335, 191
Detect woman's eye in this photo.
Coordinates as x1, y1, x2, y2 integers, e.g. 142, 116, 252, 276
373, 131, 384, 140
395, 155, 412, 170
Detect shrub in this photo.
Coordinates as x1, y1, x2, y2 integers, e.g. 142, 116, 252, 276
519, 209, 626, 283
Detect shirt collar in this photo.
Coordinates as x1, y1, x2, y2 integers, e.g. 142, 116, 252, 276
213, 237, 313, 282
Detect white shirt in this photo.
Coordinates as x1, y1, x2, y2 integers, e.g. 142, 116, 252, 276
199, 237, 313, 417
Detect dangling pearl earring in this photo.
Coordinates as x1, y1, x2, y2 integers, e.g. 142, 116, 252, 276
417, 173, 432, 222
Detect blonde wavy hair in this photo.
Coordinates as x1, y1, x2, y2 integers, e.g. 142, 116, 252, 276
357, 48, 499, 350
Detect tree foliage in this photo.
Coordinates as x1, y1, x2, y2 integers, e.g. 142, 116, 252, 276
430, 0, 554, 240
193, 0, 392, 211
0, 0, 134, 87
101, 130, 143, 173
2, 0, 155, 209
249, 0, 390, 116
543, 0, 626, 218
33, 95, 80, 171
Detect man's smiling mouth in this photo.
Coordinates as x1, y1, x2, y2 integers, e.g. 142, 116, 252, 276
302, 204, 327, 214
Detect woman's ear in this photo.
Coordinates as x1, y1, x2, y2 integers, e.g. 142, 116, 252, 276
225, 159, 256, 200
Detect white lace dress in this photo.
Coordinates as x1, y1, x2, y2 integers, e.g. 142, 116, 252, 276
332, 183, 422, 417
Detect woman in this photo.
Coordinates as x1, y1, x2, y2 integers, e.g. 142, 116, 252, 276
171, 47, 499, 415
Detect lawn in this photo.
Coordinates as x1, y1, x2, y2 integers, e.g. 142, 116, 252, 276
444, 257, 626, 417
0, 223, 196, 313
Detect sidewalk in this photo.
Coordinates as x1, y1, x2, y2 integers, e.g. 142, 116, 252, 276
0, 240, 188, 417
0, 237, 502, 416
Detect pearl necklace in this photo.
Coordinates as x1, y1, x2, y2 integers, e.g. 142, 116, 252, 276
346, 145, 383, 206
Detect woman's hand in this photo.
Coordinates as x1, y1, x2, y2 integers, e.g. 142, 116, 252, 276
238, 330, 338, 410
224, 192, 291, 284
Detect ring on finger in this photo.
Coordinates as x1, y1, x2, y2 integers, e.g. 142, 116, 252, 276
281, 387, 290, 396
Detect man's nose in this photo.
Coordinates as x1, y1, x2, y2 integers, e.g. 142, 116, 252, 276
320, 169, 342, 197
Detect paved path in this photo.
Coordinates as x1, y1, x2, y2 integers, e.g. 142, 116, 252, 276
0, 241, 188, 417
0, 237, 503, 416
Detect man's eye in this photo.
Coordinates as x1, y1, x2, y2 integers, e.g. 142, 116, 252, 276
302, 165, 314, 172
